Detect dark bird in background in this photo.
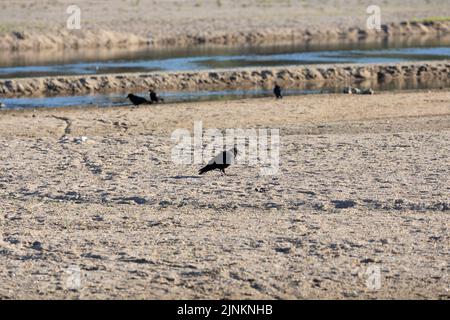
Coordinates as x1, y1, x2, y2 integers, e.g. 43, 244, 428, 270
149, 90, 164, 103
199, 147, 238, 175
127, 93, 152, 106
273, 84, 283, 99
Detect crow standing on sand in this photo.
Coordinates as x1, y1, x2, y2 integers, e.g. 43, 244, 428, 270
149, 89, 164, 103
199, 147, 238, 175
273, 84, 283, 99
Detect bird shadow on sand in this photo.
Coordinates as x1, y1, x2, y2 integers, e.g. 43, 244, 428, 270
170, 175, 202, 179
201, 174, 239, 177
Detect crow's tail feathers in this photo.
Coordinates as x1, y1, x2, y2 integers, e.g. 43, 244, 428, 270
199, 164, 213, 175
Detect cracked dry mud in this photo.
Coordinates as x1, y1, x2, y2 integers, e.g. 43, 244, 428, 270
0, 91, 449, 299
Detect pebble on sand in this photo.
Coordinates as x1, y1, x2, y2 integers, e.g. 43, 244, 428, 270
74, 136, 89, 144
32, 241, 43, 251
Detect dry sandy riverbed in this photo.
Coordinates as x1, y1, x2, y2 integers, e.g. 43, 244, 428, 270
0, 90, 449, 299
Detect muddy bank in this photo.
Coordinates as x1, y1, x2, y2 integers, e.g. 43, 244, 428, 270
1, 61, 449, 97
0, 30, 148, 52
2, 0, 450, 52
2, 21, 450, 52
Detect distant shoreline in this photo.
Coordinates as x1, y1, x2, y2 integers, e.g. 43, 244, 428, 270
1, 20, 450, 52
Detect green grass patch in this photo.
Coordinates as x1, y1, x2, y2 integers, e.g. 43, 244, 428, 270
411, 16, 450, 23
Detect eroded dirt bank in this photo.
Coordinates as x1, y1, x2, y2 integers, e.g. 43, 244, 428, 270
2, 20, 450, 51
1, 61, 449, 97
1, 0, 450, 51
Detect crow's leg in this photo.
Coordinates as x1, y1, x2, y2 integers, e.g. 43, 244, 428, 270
220, 168, 227, 175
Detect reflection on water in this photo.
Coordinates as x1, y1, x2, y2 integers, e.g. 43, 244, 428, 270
1, 36, 450, 78
2, 78, 449, 110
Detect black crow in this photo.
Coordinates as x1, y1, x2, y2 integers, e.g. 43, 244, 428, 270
199, 147, 238, 175
127, 93, 152, 106
274, 84, 283, 99
149, 90, 164, 103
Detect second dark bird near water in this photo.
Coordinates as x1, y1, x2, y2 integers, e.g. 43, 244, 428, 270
274, 84, 283, 99
149, 90, 165, 103
199, 147, 238, 175
127, 93, 152, 106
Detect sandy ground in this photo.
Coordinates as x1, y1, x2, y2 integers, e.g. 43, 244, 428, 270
0, 90, 449, 299
1, 0, 450, 49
